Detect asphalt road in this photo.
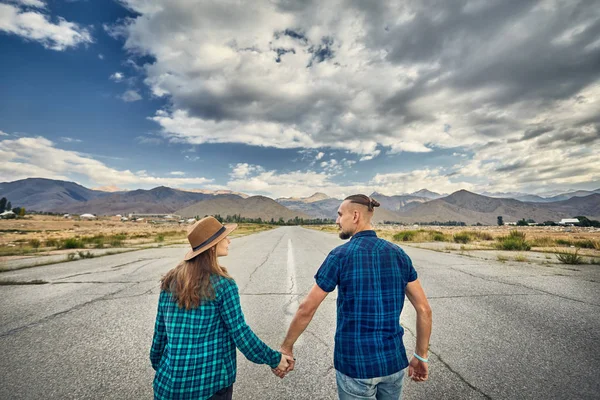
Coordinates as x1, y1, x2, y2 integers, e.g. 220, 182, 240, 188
1, 226, 599, 399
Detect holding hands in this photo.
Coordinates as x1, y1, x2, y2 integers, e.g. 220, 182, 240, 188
271, 346, 295, 379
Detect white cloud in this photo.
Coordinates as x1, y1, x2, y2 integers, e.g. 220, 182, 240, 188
121, 90, 142, 102
229, 163, 263, 179
110, 72, 124, 82
315, 152, 324, 160
169, 171, 185, 176
0, 136, 213, 188
0, 130, 9, 136
0, 3, 92, 51
60, 137, 82, 143
106, 1, 600, 192
7, 0, 46, 8
98, 53, 104, 60
225, 163, 469, 199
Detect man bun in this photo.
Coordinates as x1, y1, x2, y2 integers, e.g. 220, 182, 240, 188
345, 194, 379, 212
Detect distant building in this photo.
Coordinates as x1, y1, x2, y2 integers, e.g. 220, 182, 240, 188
0, 210, 15, 219
559, 218, 579, 225
128, 213, 181, 221
80, 213, 96, 219
504, 222, 517, 226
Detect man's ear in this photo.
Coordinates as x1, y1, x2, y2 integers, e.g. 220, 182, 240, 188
353, 210, 360, 223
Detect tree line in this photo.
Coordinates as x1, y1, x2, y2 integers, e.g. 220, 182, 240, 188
197, 214, 336, 225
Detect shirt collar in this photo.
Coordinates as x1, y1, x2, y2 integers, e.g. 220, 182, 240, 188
352, 230, 377, 239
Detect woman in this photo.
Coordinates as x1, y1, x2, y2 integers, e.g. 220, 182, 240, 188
150, 216, 291, 399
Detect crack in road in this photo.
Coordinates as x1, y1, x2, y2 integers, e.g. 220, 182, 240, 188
428, 293, 547, 299
450, 267, 600, 307
54, 258, 155, 280
0, 283, 137, 338
241, 232, 286, 292
403, 325, 493, 399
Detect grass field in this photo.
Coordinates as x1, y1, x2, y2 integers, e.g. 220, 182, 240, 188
0, 215, 274, 261
304, 224, 600, 264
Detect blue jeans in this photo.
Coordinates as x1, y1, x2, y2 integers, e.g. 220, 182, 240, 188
336, 369, 405, 400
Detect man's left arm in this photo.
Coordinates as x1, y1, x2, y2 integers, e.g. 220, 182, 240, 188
276, 283, 329, 375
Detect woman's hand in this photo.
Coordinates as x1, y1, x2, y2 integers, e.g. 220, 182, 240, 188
272, 354, 294, 379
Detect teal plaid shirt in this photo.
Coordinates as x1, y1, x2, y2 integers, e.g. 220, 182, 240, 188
150, 275, 281, 400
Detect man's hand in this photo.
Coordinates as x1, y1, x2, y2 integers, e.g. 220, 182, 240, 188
280, 346, 295, 372
271, 353, 294, 379
408, 356, 429, 382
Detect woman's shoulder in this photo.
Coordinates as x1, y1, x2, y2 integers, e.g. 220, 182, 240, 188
210, 274, 237, 293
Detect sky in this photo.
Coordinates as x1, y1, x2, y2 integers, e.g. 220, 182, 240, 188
1, 0, 599, 199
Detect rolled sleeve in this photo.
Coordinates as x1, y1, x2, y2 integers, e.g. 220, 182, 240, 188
314, 252, 340, 292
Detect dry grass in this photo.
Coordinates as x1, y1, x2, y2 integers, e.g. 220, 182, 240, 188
0, 216, 274, 261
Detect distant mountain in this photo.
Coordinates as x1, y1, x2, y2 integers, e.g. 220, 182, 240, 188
544, 189, 600, 202
277, 192, 331, 203
93, 185, 127, 193
483, 189, 600, 203
409, 189, 444, 199
482, 191, 548, 202
68, 186, 220, 215
177, 188, 250, 198
0, 178, 109, 212
370, 192, 431, 212
395, 190, 600, 225
177, 195, 311, 221
277, 198, 341, 219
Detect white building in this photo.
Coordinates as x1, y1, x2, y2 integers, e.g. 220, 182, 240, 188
0, 210, 15, 219
559, 218, 579, 225
80, 213, 96, 219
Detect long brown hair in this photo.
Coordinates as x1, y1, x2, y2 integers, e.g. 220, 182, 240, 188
161, 245, 232, 309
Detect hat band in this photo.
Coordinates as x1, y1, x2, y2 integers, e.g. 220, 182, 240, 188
192, 226, 226, 251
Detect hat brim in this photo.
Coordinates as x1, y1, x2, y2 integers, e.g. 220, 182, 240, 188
183, 223, 238, 261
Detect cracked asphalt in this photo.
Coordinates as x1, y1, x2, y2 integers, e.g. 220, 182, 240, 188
1, 226, 599, 399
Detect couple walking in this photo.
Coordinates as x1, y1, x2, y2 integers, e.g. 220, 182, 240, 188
150, 194, 432, 399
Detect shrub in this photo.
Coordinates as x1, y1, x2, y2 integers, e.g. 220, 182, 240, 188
514, 254, 528, 262
556, 250, 584, 265
45, 238, 59, 248
453, 232, 472, 244
495, 231, 530, 251
432, 233, 447, 241
28, 239, 41, 249
393, 231, 416, 242
497, 255, 509, 262
556, 239, 572, 247
67, 253, 77, 261
61, 238, 85, 249
156, 234, 165, 242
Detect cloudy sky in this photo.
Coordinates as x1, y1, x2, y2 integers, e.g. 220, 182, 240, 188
1, 0, 599, 198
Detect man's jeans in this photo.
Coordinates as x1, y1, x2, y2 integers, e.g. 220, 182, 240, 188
336, 369, 406, 400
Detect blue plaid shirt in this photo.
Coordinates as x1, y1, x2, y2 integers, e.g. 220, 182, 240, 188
315, 230, 418, 379
150, 276, 281, 400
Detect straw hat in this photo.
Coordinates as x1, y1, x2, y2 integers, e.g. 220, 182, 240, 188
183, 216, 237, 261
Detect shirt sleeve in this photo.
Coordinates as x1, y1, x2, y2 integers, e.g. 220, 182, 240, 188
405, 252, 418, 283
150, 292, 167, 371
218, 279, 281, 368
314, 252, 340, 292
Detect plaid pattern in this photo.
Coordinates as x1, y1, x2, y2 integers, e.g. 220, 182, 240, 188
150, 276, 281, 400
315, 230, 418, 379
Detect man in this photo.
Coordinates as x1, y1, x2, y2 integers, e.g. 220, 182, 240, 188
277, 194, 432, 399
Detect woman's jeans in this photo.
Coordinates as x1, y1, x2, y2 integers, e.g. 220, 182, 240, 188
336, 369, 406, 400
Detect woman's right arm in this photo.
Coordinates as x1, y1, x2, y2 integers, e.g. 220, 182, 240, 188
150, 292, 167, 370
218, 279, 282, 369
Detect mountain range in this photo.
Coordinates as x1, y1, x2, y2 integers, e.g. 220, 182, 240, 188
1, 178, 599, 224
